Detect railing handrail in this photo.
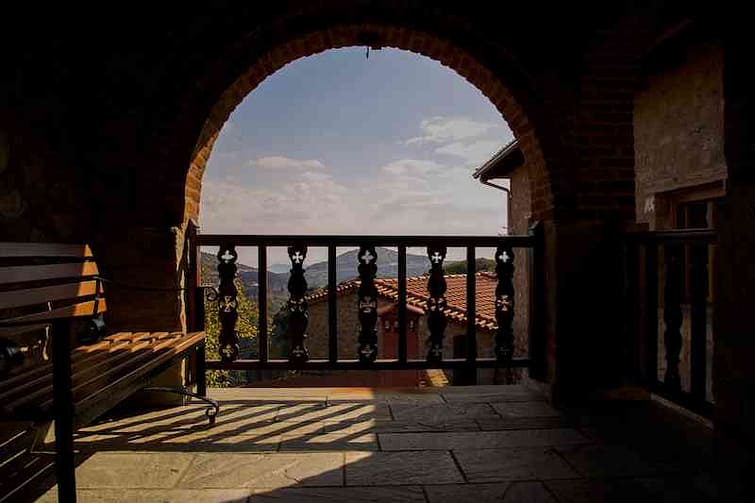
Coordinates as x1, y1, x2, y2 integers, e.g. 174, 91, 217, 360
185, 223, 546, 384
624, 228, 717, 244
195, 233, 536, 247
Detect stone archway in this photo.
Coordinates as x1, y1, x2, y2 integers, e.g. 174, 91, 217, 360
85, 4, 653, 399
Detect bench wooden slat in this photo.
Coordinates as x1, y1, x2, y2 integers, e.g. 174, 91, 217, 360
42, 333, 200, 414
74, 332, 205, 419
0, 332, 133, 388
0, 280, 103, 310
4, 333, 178, 414
0, 333, 165, 405
0, 243, 93, 259
0, 262, 99, 286
2, 299, 107, 325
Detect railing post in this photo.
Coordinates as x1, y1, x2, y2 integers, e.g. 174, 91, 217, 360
328, 244, 338, 364
426, 246, 448, 362
527, 221, 545, 380
186, 219, 200, 332
258, 245, 268, 363
689, 242, 708, 401
357, 245, 379, 363
286, 242, 309, 363
462, 245, 478, 384
495, 243, 515, 364
217, 243, 240, 362
397, 246, 408, 363
644, 242, 659, 387
663, 243, 683, 393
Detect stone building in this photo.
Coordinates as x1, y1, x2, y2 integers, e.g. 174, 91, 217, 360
474, 24, 725, 402
290, 273, 523, 386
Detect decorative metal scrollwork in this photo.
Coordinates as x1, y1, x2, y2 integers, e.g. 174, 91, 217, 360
217, 244, 239, 362
357, 245, 378, 363
663, 244, 683, 393
286, 243, 309, 363
494, 244, 515, 363
426, 245, 447, 362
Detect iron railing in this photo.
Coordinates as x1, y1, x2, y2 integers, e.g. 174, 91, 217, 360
624, 228, 717, 416
185, 222, 545, 385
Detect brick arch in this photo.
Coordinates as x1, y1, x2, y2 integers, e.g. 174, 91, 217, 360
183, 24, 560, 226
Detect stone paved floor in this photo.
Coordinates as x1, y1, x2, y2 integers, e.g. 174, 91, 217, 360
35, 385, 718, 502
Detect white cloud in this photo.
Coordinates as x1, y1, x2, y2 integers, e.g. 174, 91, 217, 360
404, 117, 501, 146
248, 156, 326, 171
402, 116, 514, 167
379, 159, 443, 177
434, 139, 503, 166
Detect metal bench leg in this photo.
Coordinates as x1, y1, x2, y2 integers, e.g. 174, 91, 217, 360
196, 343, 207, 397
142, 386, 219, 426
51, 319, 76, 503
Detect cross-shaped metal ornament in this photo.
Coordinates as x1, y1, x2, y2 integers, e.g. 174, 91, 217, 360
361, 250, 375, 263
498, 250, 511, 263
431, 251, 443, 264
220, 249, 235, 263
291, 250, 305, 264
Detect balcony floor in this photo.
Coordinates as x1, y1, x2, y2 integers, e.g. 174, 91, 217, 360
35, 385, 716, 502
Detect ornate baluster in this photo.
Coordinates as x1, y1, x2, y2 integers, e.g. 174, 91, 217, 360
357, 245, 379, 363
426, 246, 447, 362
663, 244, 683, 393
494, 244, 515, 363
286, 243, 309, 363
217, 244, 239, 362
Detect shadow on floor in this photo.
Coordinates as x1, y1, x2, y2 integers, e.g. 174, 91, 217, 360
7, 385, 745, 502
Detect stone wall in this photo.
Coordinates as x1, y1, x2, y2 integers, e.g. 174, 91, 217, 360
305, 293, 526, 365
634, 40, 726, 229
510, 166, 532, 360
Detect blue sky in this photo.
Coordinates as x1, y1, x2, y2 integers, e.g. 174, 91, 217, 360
200, 47, 513, 265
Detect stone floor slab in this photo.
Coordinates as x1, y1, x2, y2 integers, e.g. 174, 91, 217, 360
249, 485, 427, 502
345, 451, 464, 486
491, 401, 562, 418
275, 402, 391, 423
453, 447, 580, 482
476, 416, 572, 431
179, 452, 344, 489
441, 385, 543, 403
37, 488, 251, 503
279, 432, 378, 451
73, 452, 196, 489
379, 429, 589, 451
424, 481, 557, 502
555, 444, 675, 478
323, 418, 481, 434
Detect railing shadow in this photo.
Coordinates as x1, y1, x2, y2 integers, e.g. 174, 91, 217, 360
16, 385, 723, 502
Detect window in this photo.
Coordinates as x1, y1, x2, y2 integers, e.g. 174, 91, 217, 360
668, 183, 723, 304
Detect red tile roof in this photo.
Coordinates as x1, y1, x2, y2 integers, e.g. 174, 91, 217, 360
305, 273, 499, 332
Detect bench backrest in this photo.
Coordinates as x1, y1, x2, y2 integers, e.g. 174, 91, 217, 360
0, 243, 106, 329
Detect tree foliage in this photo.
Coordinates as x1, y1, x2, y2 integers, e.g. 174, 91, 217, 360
202, 263, 260, 387
444, 257, 496, 274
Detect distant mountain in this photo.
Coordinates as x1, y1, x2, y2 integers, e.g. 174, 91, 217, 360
302, 247, 430, 289
268, 263, 291, 274
202, 247, 482, 297
200, 252, 288, 299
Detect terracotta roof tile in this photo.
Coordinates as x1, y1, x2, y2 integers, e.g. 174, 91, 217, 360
305, 273, 499, 332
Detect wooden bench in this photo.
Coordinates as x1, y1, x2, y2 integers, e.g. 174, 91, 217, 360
0, 242, 216, 502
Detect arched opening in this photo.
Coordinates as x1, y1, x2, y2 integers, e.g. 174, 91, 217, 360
182, 25, 559, 228
192, 45, 529, 387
